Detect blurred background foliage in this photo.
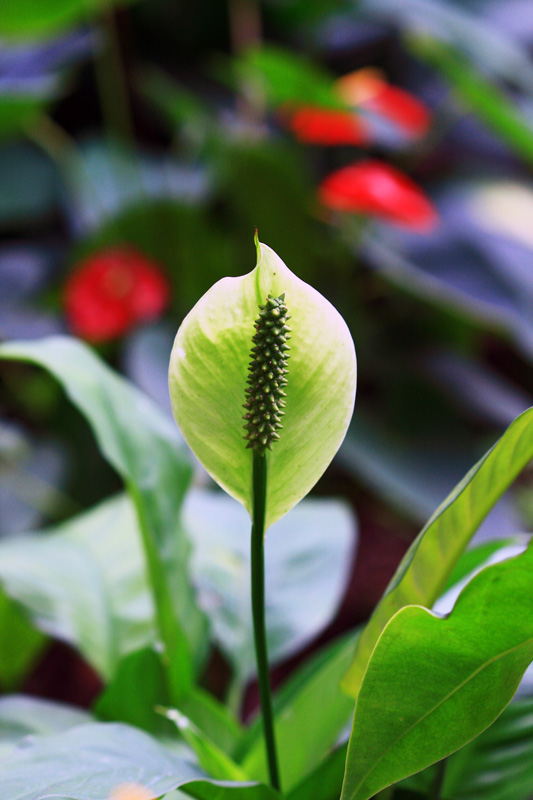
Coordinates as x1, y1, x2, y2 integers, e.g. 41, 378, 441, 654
1, 0, 533, 707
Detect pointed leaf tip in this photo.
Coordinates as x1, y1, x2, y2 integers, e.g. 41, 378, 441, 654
169, 240, 357, 528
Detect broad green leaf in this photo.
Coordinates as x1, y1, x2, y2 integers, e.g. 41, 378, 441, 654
442, 536, 529, 595
185, 487, 355, 678
0, 336, 206, 694
0, 722, 278, 800
233, 46, 346, 110
344, 407, 533, 697
0, 591, 45, 691
440, 695, 533, 800
410, 36, 533, 167
0, 0, 138, 37
404, 696, 533, 800
0, 695, 91, 760
341, 545, 533, 800
0, 533, 118, 678
169, 240, 356, 529
0, 494, 154, 679
241, 632, 357, 790
0, 492, 241, 752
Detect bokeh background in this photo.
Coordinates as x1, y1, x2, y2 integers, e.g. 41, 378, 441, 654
1, 0, 533, 710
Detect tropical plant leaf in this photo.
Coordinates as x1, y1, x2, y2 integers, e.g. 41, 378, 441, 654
0, 336, 206, 695
0, 722, 279, 800
233, 46, 346, 110
0, 493, 153, 679
0, 0, 138, 38
404, 695, 533, 800
341, 545, 533, 800
344, 407, 533, 697
410, 36, 533, 167
169, 239, 357, 529
0, 591, 45, 691
0, 695, 91, 760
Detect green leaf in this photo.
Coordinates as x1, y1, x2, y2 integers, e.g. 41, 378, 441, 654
0, 0, 139, 38
0, 722, 279, 800
0, 591, 45, 691
185, 487, 355, 678
0, 99, 47, 141
341, 545, 533, 800
0, 336, 206, 695
410, 36, 533, 167
0, 695, 91, 760
95, 647, 172, 736
0, 494, 154, 679
95, 646, 243, 756
344, 407, 533, 697
442, 695, 533, 800
0, 531, 118, 678
169, 240, 356, 529
164, 708, 249, 782
233, 46, 346, 110
285, 744, 347, 800
240, 632, 357, 790
404, 695, 533, 800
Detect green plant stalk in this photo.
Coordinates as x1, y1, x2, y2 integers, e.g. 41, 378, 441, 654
251, 450, 281, 791
128, 482, 194, 704
429, 759, 447, 800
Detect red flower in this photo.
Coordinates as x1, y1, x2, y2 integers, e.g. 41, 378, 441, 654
336, 69, 431, 139
286, 106, 367, 146
284, 68, 431, 146
319, 160, 438, 231
64, 246, 170, 342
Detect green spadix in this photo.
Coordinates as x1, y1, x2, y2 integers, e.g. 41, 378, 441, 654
169, 239, 356, 529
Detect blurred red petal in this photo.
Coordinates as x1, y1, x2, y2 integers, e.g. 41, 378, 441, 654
64, 246, 170, 342
318, 160, 438, 231
364, 85, 431, 136
285, 106, 368, 145
336, 68, 431, 139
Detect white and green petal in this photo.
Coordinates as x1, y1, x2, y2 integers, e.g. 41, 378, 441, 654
169, 239, 357, 529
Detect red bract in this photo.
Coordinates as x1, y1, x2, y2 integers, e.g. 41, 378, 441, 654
319, 160, 438, 231
286, 106, 367, 145
284, 68, 431, 146
336, 69, 431, 138
64, 246, 170, 342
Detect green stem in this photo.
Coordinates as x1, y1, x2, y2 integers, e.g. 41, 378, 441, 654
429, 758, 448, 800
128, 482, 194, 705
374, 788, 394, 799
251, 450, 281, 792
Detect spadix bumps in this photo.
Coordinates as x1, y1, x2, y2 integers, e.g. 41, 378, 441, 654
169, 239, 356, 528
243, 295, 291, 454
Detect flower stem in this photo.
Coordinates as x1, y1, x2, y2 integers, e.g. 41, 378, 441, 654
429, 758, 448, 800
251, 450, 281, 792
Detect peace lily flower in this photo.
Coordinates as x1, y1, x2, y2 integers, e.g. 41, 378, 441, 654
168, 238, 357, 530
170, 236, 356, 789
